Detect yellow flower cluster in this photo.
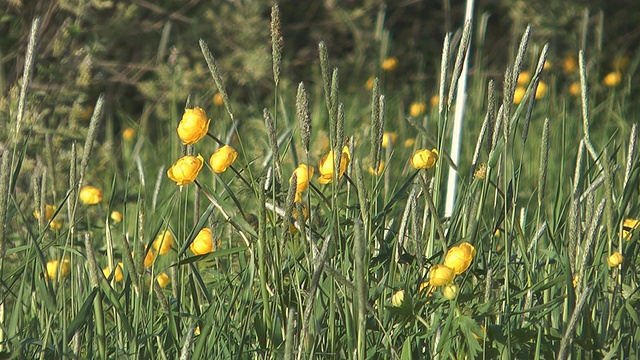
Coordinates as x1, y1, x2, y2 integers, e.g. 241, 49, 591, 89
426, 242, 476, 298
167, 107, 239, 186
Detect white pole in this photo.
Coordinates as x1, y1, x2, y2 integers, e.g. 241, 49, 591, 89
444, 0, 475, 217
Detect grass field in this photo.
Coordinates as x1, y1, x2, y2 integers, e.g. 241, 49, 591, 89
1, 3, 639, 359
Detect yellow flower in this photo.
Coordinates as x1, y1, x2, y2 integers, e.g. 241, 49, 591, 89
474, 163, 487, 180
429, 264, 455, 287
404, 138, 416, 148
621, 218, 640, 241
603, 71, 622, 87
443, 242, 476, 275
34, 204, 63, 230
409, 102, 427, 117
535, 81, 548, 99
167, 154, 204, 186
79, 186, 103, 205
289, 205, 310, 234
513, 86, 526, 104
133, 250, 156, 269
569, 82, 581, 97
382, 132, 397, 148
410, 149, 438, 170
177, 107, 210, 145
291, 164, 314, 198
103, 262, 124, 282
365, 77, 375, 91
612, 56, 629, 71
153, 230, 175, 255
110, 211, 123, 223
517, 71, 531, 85
430, 95, 439, 108
368, 161, 385, 176
213, 93, 224, 106
209, 146, 238, 174
318, 146, 351, 184
442, 283, 459, 300
391, 289, 405, 307
156, 272, 171, 288
191, 228, 214, 255
45, 259, 70, 280
607, 252, 624, 267
563, 56, 577, 74
122, 127, 136, 141
381, 57, 398, 71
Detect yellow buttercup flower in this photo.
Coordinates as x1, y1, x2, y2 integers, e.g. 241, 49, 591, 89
103, 262, 124, 282
404, 138, 416, 148
442, 283, 459, 300
621, 218, 640, 241
209, 145, 238, 174
517, 71, 531, 85
34, 204, 63, 230
563, 56, 577, 74
79, 186, 103, 205
603, 71, 622, 87
156, 272, 171, 288
133, 250, 156, 269
365, 77, 375, 91
45, 259, 70, 280
177, 107, 211, 145
429, 264, 455, 287
122, 127, 136, 141
213, 93, 224, 106
430, 95, 439, 108
569, 82, 581, 97
391, 289, 405, 307
153, 230, 175, 255
381, 132, 397, 148
167, 154, 204, 186
612, 56, 629, 71
474, 163, 487, 180
318, 146, 351, 184
368, 161, 385, 176
535, 81, 548, 99
291, 164, 314, 201
191, 228, 214, 255
410, 149, 438, 170
381, 57, 398, 71
607, 252, 624, 267
110, 211, 123, 223
443, 242, 476, 275
289, 206, 310, 235
409, 102, 427, 117
513, 86, 526, 104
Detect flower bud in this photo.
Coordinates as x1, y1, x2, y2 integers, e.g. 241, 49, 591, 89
209, 146, 238, 174
177, 107, 210, 145
167, 154, 204, 186
442, 283, 459, 300
410, 149, 439, 170
156, 272, 171, 288
110, 211, 123, 223
391, 289, 405, 307
381, 57, 398, 71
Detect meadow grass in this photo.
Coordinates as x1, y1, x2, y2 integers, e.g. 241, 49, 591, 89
1, 5, 640, 359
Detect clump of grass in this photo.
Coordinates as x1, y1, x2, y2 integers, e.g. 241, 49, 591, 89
1, 4, 640, 360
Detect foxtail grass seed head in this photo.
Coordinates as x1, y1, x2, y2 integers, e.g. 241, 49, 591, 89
607, 252, 624, 267
410, 149, 439, 170
177, 107, 210, 145
15, 17, 40, 141
447, 21, 472, 109
538, 118, 550, 206
200, 39, 234, 121
296, 82, 312, 153
318, 146, 350, 185
153, 230, 175, 255
191, 228, 214, 255
270, 4, 283, 86
167, 154, 204, 185
623, 123, 638, 190
263, 108, 281, 180
370, 77, 381, 168
429, 264, 455, 287
209, 146, 237, 174
79, 186, 103, 205
80, 95, 104, 185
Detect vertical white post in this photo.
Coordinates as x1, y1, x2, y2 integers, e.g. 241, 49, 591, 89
444, 0, 475, 217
